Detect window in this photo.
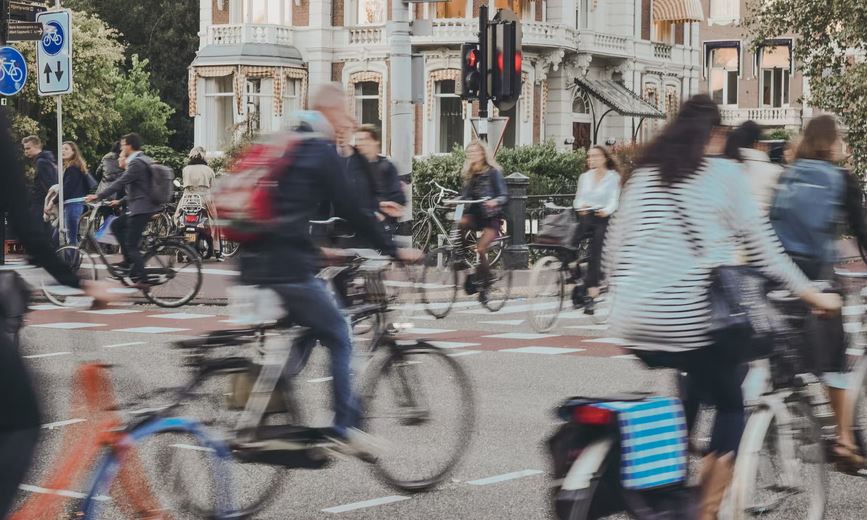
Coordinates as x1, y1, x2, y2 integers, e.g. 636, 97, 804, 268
435, 0, 466, 18
654, 21, 674, 44
572, 95, 589, 114
759, 45, 791, 107
708, 47, 739, 105
709, 0, 740, 24
355, 81, 382, 132
577, 0, 590, 29
281, 79, 300, 129
242, 0, 290, 24
357, 0, 385, 25
435, 80, 463, 153
204, 76, 235, 150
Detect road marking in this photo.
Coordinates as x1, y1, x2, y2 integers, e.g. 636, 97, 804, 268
24, 351, 72, 359
385, 280, 450, 289
102, 341, 147, 349
201, 267, 241, 276
19, 484, 110, 501
401, 328, 455, 335
448, 350, 482, 357
114, 327, 190, 334
585, 337, 627, 345
565, 324, 608, 331
307, 377, 333, 383
500, 346, 584, 355
466, 469, 544, 486
171, 443, 215, 453
430, 341, 481, 349
81, 309, 140, 315
484, 332, 557, 340
393, 301, 478, 311
31, 322, 105, 330
459, 302, 558, 315
612, 354, 638, 360
150, 312, 215, 320
844, 322, 863, 333
29, 304, 64, 311
479, 319, 525, 326
843, 305, 863, 316
42, 418, 85, 429
847, 348, 864, 356
322, 495, 410, 514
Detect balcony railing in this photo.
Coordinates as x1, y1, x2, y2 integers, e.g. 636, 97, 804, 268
349, 26, 385, 45
593, 33, 629, 53
720, 107, 802, 127
208, 24, 293, 46
653, 43, 672, 60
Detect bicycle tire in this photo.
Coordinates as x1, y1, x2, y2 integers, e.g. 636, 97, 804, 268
221, 240, 241, 258
42, 246, 98, 307
528, 256, 565, 332
142, 241, 203, 308
730, 398, 827, 520
464, 229, 504, 266
481, 261, 512, 312
362, 340, 475, 491
420, 247, 458, 319
412, 218, 433, 251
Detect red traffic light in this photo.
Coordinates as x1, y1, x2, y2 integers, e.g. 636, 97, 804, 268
466, 49, 479, 68
497, 51, 503, 71
514, 51, 522, 73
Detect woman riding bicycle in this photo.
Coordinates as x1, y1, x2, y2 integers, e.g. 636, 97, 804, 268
175, 147, 223, 259
458, 141, 507, 301
604, 95, 840, 520
571, 145, 621, 314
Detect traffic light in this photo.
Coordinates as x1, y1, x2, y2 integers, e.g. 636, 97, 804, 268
491, 19, 522, 112
460, 42, 481, 100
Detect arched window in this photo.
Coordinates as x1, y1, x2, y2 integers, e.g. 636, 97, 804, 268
572, 95, 589, 114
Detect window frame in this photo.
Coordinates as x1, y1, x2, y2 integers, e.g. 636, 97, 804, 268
757, 41, 793, 108
434, 79, 464, 154
203, 76, 236, 151
576, 0, 590, 29
239, 0, 292, 25
354, 81, 383, 150
708, 0, 740, 25
707, 46, 740, 106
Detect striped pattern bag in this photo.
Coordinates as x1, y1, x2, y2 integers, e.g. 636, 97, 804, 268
594, 397, 688, 490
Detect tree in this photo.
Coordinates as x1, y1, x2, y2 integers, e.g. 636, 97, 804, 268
747, 0, 867, 176
111, 55, 174, 146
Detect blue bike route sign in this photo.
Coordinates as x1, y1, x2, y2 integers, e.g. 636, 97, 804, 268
36, 10, 73, 96
0, 47, 28, 97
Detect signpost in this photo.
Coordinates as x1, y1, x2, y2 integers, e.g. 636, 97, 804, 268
0, 45, 26, 96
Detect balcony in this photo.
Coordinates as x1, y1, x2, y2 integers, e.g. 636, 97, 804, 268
720, 107, 802, 127
348, 26, 386, 45
653, 43, 672, 60
411, 19, 580, 50
207, 24, 293, 47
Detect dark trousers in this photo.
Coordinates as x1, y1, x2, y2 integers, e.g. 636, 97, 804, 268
573, 214, 609, 288
110, 213, 151, 281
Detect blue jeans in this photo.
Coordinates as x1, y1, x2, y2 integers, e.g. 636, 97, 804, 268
64, 202, 84, 246
270, 278, 359, 436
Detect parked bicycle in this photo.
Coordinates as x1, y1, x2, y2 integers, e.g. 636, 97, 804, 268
42, 201, 203, 308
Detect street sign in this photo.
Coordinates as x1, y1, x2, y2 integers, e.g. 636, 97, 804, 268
36, 8, 71, 96
470, 116, 509, 153
7, 21, 42, 41
9, 1, 47, 22
0, 45, 27, 96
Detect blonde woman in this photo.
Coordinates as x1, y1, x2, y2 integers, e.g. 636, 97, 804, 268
458, 140, 508, 302
176, 147, 223, 259
60, 141, 95, 245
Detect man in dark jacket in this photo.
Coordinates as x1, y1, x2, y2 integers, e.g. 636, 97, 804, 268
86, 133, 161, 286
354, 125, 406, 236
22, 135, 58, 234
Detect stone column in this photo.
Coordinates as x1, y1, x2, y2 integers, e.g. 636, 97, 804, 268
505, 172, 530, 268
389, 0, 414, 240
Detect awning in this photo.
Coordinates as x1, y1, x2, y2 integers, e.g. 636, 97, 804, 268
653, 0, 704, 23
191, 43, 304, 68
574, 78, 666, 119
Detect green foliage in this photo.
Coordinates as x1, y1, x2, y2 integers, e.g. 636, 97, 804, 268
208, 133, 259, 174
763, 128, 794, 141
411, 145, 467, 197
746, 0, 867, 176
142, 145, 186, 174
112, 56, 174, 146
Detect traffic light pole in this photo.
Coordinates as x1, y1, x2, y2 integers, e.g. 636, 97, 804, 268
477, 4, 488, 143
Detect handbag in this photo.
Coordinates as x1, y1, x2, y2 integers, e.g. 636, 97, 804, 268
535, 210, 577, 245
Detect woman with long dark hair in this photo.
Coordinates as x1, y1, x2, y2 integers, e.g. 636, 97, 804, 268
59, 141, 95, 246
572, 145, 620, 314
604, 95, 840, 519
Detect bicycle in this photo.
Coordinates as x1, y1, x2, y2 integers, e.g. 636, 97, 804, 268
419, 195, 513, 317
0, 57, 24, 83
42, 201, 203, 308
156, 249, 475, 516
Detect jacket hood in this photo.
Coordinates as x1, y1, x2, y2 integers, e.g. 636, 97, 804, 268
790, 158, 839, 178
36, 150, 55, 162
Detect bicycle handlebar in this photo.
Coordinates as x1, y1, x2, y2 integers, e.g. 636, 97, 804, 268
834, 269, 867, 279
443, 197, 490, 206
309, 217, 346, 226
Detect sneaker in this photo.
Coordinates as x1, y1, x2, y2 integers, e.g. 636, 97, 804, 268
478, 290, 488, 305
584, 297, 595, 315
327, 428, 381, 463
464, 273, 477, 295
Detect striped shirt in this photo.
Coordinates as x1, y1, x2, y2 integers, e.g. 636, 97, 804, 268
604, 157, 810, 352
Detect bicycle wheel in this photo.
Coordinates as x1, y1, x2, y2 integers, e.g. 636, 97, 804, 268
420, 247, 459, 319
221, 239, 241, 258
362, 340, 475, 491
481, 260, 512, 312
528, 256, 565, 332
42, 246, 97, 306
412, 218, 433, 251
464, 230, 504, 266
730, 398, 827, 520
142, 242, 203, 307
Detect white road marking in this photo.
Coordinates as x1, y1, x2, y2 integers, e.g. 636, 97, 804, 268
32, 322, 106, 330
18, 484, 110, 501
102, 341, 147, 349
844, 322, 863, 333
430, 341, 481, 349
24, 351, 72, 359
29, 304, 64, 311
565, 324, 608, 331
585, 337, 628, 345
484, 332, 557, 340
322, 495, 410, 514
393, 301, 478, 312
307, 377, 333, 384
385, 280, 450, 289
171, 443, 215, 453
114, 326, 190, 334
401, 328, 455, 335
201, 268, 241, 276
466, 469, 544, 486
843, 305, 863, 316
150, 312, 215, 320
612, 354, 638, 360
479, 319, 525, 326
847, 348, 864, 356
42, 418, 86, 429
81, 309, 140, 315
460, 302, 558, 315
500, 346, 584, 355
448, 350, 482, 357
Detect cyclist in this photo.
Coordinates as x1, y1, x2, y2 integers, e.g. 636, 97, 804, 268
85, 133, 161, 288
458, 140, 507, 303
571, 145, 621, 314
0, 109, 116, 519
175, 147, 223, 260
354, 125, 406, 237
604, 95, 840, 520
238, 83, 419, 456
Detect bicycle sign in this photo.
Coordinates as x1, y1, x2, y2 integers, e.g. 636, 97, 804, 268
0, 47, 28, 96
36, 10, 73, 96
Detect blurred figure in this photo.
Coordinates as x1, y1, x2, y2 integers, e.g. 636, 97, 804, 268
769, 115, 863, 471
459, 140, 507, 303
96, 141, 123, 193
176, 147, 222, 260
355, 125, 406, 236
21, 135, 57, 238
725, 121, 782, 214
571, 145, 621, 314
60, 141, 95, 246
605, 95, 839, 520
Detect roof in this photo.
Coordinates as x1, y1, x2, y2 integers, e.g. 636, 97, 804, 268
653, 0, 704, 23
574, 78, 666, 119
191, 43, 304, 68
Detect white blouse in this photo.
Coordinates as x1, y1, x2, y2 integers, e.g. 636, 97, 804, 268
573, 169, 621, 215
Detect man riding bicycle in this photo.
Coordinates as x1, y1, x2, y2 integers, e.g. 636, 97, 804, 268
238, 83, 418, 455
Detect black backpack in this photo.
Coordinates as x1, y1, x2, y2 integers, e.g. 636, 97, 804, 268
146, 159, 174, 205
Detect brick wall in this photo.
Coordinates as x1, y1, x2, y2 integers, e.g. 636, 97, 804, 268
332, 62, 344, 82
332, 0, 344, 26
294, 0, 309, 26
533, 84, 541, 144
212, 0, 229, 24
473, 0, 484, 17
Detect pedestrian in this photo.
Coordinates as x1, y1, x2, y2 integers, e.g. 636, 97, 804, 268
354, 125, 406, 236
60, 141, 95, 246
604, 95, 840, 520
96, 141, 123, 194
571, 145, 621, 314
21, 135, 57, 237
724, 120, 782, 214
768, 114, 864, 471
85, 133, 161, 287
176, 147, 222, 260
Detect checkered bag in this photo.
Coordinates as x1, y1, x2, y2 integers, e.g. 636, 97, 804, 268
593, 397, 688, 490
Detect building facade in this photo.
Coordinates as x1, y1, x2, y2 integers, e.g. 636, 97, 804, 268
698, 0, 809, 130
190, 0, 704, 161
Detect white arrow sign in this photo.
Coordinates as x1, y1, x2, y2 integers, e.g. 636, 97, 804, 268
36, 9, 73, 96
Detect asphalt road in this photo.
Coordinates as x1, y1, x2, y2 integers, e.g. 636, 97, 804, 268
9, 277, 867, 519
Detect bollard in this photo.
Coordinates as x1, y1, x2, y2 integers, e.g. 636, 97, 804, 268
504, 172, 529, 269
